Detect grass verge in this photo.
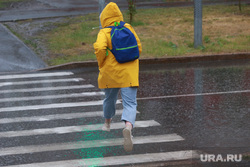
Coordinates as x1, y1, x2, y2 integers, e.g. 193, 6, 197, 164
0, 0, 29, 9
43, 5, 250, 66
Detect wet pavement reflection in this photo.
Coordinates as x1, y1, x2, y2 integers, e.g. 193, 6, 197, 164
136, 60, 250, 163
69, 59, 250, 165
72, 59, 249, 155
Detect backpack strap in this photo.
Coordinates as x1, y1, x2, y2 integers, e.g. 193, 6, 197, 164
119, 21, 125, 27
105, 21, 126, 56
106, 21, 125, 28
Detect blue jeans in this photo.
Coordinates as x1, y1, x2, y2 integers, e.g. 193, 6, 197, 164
103, 87, 137, 127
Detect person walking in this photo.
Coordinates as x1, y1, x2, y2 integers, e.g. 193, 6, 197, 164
93, 2, 142, 152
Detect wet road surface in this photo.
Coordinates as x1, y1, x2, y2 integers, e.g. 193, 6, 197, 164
0, 59, 249, 166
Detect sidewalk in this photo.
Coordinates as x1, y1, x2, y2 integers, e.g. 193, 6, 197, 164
0, 23, 46, 72
36, 53, 250, 72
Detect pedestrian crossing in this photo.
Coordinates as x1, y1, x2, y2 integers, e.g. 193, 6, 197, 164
0, 134, 184, 156
0, 78, 84, 87
0, 120, 160, 138
1, 84, 94, 94
0, 92, 105, 103
0, 110, 125, 124
0, 100, 114, 112
5, 151, 199, 167
0, 72, 73, 80
0, 71, 200, 166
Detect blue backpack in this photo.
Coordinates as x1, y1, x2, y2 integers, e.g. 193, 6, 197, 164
106, 21, 140, 63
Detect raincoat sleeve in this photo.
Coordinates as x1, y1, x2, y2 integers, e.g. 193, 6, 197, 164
133, 29, 142, 55
93, 30, 108, 68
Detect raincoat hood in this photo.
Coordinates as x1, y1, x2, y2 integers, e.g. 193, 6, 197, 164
100, 2, 124, 28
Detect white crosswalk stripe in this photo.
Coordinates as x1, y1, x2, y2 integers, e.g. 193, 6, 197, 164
0, 109, 135, 124
5, 150, 199, 167
0, 72, 73, 80
0, 100, 117, 113
0, 84, 95, 94
0, 91, 104, 103
0, 120, 160, 138
0, 78, 84, 87
0, 71, 199, 166
0, 134, 184, 156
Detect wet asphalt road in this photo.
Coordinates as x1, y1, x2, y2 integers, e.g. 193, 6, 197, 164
0, 59, 249, 166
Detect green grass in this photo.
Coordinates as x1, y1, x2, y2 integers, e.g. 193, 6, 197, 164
0, 0, 28, 9
43, 5, 250, 66
45, 15, 99, 65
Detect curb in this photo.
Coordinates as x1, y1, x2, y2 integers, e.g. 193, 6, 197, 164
37, 52, 250, 71
140, 52, 250, 64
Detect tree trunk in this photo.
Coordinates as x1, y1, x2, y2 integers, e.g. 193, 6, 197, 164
239, 0, 242, 12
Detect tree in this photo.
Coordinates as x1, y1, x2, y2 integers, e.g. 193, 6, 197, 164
239, 0, 242, 12
127, 0, 137, 24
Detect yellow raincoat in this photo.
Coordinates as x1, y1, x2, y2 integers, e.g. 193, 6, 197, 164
93, 2, 142, 89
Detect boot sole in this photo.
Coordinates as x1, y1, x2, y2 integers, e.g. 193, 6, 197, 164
123, 128, 133, 152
